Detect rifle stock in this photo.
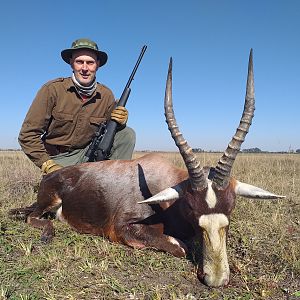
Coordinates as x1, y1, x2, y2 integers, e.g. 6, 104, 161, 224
83, 45, 147, 162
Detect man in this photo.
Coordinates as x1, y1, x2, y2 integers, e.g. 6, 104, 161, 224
19, 38, 136, 174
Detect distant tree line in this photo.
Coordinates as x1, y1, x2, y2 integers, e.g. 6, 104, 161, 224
192, 148, 205, 153
242, 148, 300, 154
191, 147, 300, 154
242, 147, 262, 153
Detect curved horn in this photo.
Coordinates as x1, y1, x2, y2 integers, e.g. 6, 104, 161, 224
165, 58, 207, 191
213, 49, 255, 189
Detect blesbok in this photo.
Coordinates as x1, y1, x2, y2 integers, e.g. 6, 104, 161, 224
10, 50, 285, 287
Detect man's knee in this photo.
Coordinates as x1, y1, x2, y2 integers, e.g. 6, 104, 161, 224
110, 126, 136, 160
117, 126, 136, 145
124, 127, 136, 144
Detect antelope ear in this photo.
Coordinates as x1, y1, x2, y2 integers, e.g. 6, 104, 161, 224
138, 187, 182, 204
235, 181, 285, 199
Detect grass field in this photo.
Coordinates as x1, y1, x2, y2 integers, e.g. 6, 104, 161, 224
0, 150, 299, 300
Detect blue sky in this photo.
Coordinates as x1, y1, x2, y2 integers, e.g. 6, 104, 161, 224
1, 0, 299, 152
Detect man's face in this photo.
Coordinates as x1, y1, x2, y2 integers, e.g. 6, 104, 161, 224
70, 49, 100, 86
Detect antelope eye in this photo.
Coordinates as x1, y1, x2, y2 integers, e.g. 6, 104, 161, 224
185, 201, 193, 210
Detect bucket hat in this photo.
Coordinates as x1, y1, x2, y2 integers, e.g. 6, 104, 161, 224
61, 38, 108, 67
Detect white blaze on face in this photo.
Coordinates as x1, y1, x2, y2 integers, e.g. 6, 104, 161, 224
56, 206, 66, 223
205, 180, 217, 208
50, 195, 65, 222
199, 213, 230, 287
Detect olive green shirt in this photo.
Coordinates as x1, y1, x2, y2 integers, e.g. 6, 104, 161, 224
19, 77, 115, 167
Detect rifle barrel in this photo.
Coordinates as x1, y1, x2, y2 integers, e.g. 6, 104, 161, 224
125, 45, 147, 89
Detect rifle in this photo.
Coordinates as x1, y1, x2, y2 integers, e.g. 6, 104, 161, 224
83, 45, 147, 162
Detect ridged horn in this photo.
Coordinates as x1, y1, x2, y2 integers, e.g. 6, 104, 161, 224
165, 58, 207, 191
213, 49, 255, 189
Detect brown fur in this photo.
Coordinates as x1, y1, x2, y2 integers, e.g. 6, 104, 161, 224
11, 154, 191, 256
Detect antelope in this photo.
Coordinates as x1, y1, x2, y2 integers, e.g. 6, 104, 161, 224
10, 50, 285, 287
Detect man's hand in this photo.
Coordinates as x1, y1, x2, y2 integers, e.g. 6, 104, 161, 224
110, 106, 128, 125
41, 159, 63, 175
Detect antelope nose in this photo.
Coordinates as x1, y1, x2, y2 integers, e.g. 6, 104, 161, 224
202, 273, 230, 287
221, 277, 230, 286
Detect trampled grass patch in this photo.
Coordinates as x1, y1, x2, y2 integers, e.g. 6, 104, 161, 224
0, 151, 299, 299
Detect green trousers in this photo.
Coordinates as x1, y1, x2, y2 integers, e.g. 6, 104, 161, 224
51, 126, 136, 167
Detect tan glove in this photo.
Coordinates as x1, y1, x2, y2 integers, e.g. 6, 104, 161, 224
110, 106, 128, 125
41, 159, 63, 175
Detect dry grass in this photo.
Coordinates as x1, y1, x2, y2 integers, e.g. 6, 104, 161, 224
0, 150, 299, 300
